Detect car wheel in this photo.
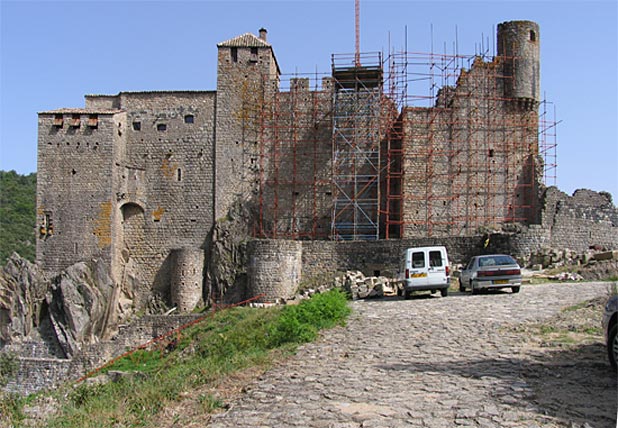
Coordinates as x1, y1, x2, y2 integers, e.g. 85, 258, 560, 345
403, 290, 410, 300
609, 323, 618, 371
512, 286, 520, 294
440, 288, 448, 297
471, 281, 479, 295
458, 279, 465, 292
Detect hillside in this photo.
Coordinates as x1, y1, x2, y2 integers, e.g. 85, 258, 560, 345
0, 170, 36, 264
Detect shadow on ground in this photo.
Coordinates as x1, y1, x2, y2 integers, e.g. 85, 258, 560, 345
377, 342, 617, 427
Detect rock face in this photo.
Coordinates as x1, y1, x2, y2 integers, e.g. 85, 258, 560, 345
1, 254, 115, 358
0, 253, 47, 346
45, 260, 113, 357
206, 201, 255, 304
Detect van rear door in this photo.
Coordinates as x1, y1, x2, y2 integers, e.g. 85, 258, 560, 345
427, 249, 447, 286
409, 249, 428, 286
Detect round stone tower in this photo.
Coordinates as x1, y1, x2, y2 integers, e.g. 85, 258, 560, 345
170, 248, 204, 312
497, 20, 540, 103
247, 240, 302, 303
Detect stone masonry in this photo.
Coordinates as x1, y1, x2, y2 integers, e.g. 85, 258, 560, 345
33, 21, 617, 317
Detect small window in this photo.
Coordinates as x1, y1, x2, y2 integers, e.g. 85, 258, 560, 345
88, 114, 98, 128
231, 47, 238, 63
40, 212, 54, 236
488, 148, 494, 158
53, 114, 64, 127
177, 168, 182, 181
429, 251, 443, 267
184, 114, 194, 124
412, 252, 425, 268
529, 30, 536, 42
70, 114, 81, 128
132, 121, 141, 131
157, 123, 167, 131
250, 47, 258, 62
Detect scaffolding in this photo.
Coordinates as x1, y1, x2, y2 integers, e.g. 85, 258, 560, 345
254, 38, 558, 240
255, 72, 333, 239
382, 48, 556, 238
331, 52, 383, 240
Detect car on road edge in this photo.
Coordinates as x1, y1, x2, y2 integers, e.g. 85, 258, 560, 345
459, 254, 522, 294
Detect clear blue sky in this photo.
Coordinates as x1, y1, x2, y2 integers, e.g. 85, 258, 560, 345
1, 0, 617, 200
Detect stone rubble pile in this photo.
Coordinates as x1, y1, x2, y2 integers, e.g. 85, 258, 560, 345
527, 247, 618, 269
527, 248, 618, 282
335, 271, 399, 300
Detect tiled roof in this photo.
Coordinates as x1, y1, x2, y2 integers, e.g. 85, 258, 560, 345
38, 108, 122, 115
217, 33, 271, 48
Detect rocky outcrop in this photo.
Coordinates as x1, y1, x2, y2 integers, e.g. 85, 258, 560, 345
0, 253, 47, 346
1, 255, 115, 358
44, 259, 114, 357
206, 201, 255, 305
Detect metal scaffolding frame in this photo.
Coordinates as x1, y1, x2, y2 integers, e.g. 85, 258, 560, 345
330, 52, 383, 240
252, 38, 558, 240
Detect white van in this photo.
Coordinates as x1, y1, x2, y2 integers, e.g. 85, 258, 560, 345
398, 246, 450, 298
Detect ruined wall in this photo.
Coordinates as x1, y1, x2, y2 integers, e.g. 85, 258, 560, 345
400, 58, 538, 238
540, 187, 618, 251
36, 110, 123, 274
4, 314, 201, 395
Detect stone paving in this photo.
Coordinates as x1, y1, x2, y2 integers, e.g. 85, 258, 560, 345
209, 282, 617, 428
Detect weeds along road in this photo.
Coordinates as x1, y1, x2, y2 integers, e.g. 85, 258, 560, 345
209, 282, 617, 428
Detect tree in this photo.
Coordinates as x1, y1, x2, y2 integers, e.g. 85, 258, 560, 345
0, 170, 36, 264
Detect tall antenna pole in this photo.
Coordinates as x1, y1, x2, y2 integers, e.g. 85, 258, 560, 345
355, 0, 360, 66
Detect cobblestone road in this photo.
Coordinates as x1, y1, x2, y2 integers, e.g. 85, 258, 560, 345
209, 282, 617, 428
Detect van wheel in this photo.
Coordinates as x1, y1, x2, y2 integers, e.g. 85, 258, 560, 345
403, 290, 410, 300
512, 286, 520, 294
440, 288, 448, 297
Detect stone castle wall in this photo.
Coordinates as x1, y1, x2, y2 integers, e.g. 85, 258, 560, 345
540, 187, 618, 251
36, 111, 123, 274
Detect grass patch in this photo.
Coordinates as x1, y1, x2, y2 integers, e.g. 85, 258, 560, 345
11, 289, 350, 428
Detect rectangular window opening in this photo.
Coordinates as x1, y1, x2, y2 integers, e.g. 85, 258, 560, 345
412, 252, 425, 268
88, 114, 98, 128
177, 168, 182, 181
132, 121, 141, 131
231, 47, 238, 63
70, 114, 81, 128
184, 114, 194, 124
53, 114, 64, 127
250, 47, 258, 62
157, 123, 167, 132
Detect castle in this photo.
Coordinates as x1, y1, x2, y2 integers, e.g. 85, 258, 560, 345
35, 21, 617, 311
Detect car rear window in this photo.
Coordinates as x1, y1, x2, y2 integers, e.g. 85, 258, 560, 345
479, 255, 517, 267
